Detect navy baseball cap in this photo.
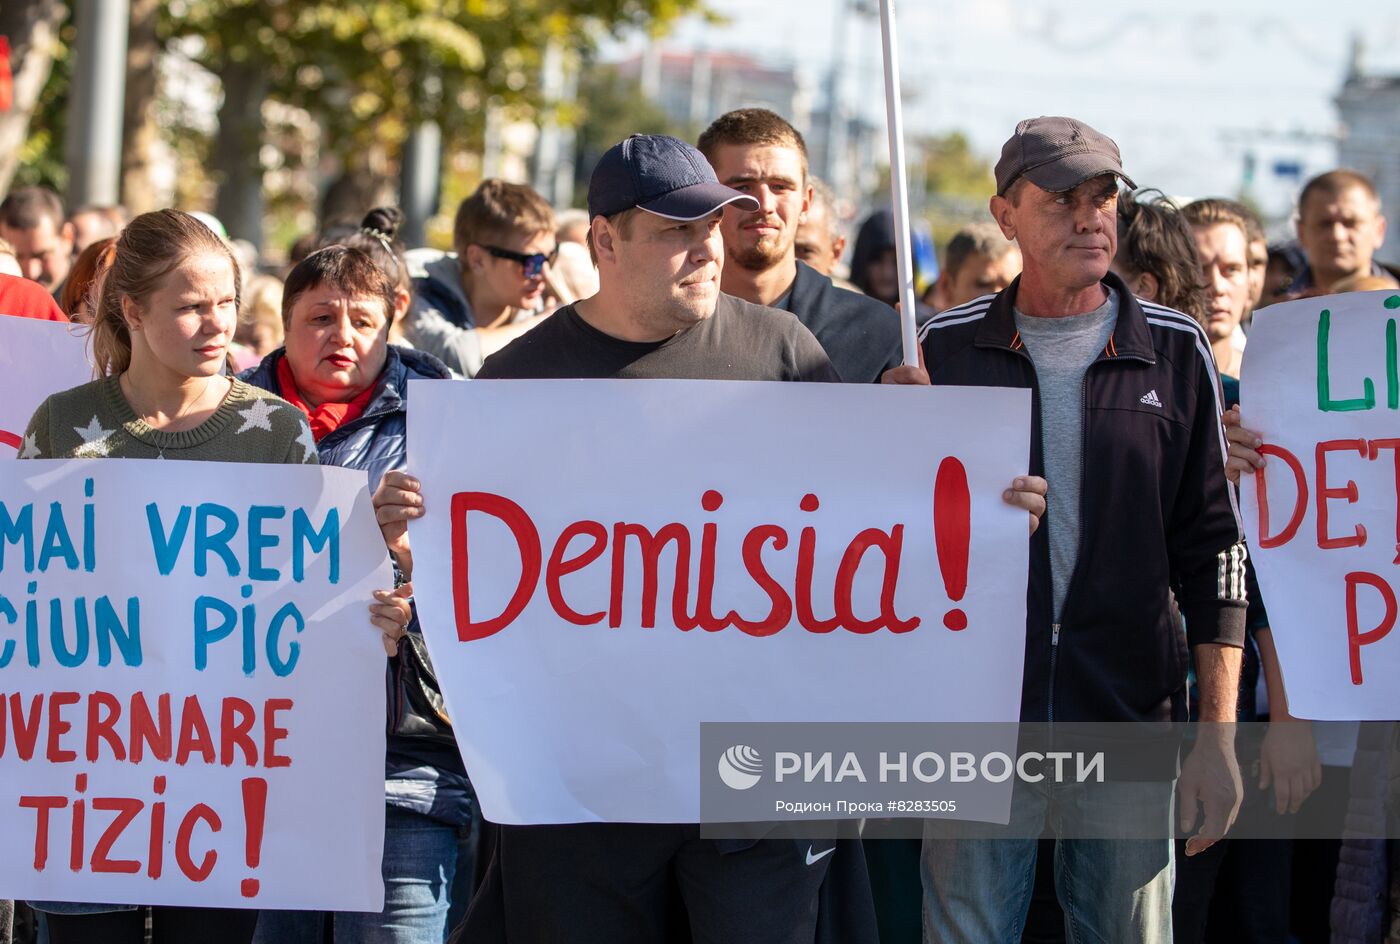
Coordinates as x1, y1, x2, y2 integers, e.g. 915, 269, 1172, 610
587, 134, 760, 221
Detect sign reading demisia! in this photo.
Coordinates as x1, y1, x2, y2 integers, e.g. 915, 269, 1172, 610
1241, 290, 1400, 719
0, 460, 391, 909
408, 380, 1033, 824
0, 318, 94, 457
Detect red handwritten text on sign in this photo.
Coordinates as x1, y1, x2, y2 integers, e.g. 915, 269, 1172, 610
2, 690, 291, 895
448, 488, 935, 641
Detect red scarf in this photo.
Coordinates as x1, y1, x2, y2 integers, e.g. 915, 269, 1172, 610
276, 357, 378, 442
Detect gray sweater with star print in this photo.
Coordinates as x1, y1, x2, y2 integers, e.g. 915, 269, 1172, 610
20, 375, 318, 464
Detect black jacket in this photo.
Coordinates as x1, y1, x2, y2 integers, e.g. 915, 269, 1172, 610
778, 260, 904, 384
919, 272, 1248, 724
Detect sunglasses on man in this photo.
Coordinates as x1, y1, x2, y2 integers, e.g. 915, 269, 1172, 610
479, 245, 558, 279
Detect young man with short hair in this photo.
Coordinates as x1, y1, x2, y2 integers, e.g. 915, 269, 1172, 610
1167, 196, 1321, 944
404, 180, 558, 376
1182, 200, 1253, 377
698, 109, 904, 384
477, 139, 834, 385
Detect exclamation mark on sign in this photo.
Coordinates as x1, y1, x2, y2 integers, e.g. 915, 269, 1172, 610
934, 457, 970, 631
240, 777, 268, 898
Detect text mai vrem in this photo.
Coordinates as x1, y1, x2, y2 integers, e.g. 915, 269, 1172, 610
0, 482, 340, 674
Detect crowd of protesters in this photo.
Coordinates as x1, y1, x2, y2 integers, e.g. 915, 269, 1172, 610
0, 103, 1396, 944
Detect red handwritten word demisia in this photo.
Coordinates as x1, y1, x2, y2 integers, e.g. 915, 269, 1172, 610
449, 490, 922, 642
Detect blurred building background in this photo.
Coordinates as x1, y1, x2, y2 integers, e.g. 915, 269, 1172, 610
1337, 39, 1400, 265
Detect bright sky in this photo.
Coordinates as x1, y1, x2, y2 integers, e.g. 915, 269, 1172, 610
613, 0, 1400, 227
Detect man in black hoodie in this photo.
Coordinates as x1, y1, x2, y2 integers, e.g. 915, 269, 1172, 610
697, 109, 905, 384
849, 209, 900, 308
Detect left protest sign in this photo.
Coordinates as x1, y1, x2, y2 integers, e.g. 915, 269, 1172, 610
0, 318, 93, 457
0, 459, 390, 909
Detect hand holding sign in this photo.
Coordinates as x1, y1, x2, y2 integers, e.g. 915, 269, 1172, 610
370, 584, 414, 656
372, 470, 423, 580
1222, 406, 1265, 482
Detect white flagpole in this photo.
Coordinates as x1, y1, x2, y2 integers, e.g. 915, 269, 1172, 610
877, 0, 920, 367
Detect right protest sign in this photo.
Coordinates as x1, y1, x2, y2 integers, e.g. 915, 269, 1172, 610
1241, 289, 1400, 719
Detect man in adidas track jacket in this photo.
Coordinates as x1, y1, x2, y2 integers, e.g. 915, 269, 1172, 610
890, 117, 1249, 944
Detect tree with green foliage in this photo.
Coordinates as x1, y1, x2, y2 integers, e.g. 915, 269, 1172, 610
9, 0, 709, 245
916, 131, 996, 201
0, 0, 68, 194
161, 0, 708, 244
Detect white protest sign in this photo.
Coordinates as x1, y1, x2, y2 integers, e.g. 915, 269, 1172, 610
0, 460, 390, 909
0, 318, 94, 458
1241, 289, 1400, 719
408, 379, 1032, 824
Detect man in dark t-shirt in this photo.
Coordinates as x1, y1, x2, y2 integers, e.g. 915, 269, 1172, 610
378, 134, 1045, 944
397, 134, 861, 944
477, 290, 835, 381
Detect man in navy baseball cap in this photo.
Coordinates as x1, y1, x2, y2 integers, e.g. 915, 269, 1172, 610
423, 132, 852, 942
378, 132, 1046, 944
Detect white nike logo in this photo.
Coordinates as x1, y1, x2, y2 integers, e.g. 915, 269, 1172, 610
805, 845, 836, 866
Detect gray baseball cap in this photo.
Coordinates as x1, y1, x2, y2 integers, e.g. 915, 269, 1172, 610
994, 117, 1135, 197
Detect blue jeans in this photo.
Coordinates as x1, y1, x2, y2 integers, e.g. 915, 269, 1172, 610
254, 807, 460, 944
921, 778, 1175, 943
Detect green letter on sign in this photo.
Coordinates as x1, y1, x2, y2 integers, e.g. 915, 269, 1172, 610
1318, 309, 1376, 412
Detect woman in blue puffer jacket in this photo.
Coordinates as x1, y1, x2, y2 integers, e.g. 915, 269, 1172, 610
242, 220, 471, 944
